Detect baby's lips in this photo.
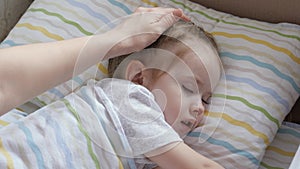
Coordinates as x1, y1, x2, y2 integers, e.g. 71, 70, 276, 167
190, 112, 204, 129
181, 118, 199, 130
181, 120, 194, 129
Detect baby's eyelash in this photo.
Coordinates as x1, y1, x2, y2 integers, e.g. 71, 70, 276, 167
202, 99, 209, 105
182, 84, 211, 105
182, 85, 193, 93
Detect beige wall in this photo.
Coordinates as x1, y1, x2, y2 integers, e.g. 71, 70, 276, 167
190, 0, 300, 25
0, 0, 34, 41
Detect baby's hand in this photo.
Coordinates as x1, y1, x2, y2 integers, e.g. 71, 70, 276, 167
105, 7, 190, 58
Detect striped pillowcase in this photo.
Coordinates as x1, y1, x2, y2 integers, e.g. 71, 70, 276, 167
0, 0, 299, 168
259, 122, 300, 169
162, 0, 299, 168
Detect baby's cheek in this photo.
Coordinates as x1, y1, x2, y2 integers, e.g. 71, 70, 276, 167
164, 92, 182, 125
151, 89, 167, 112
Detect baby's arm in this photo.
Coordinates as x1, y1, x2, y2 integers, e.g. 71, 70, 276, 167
148, 142, 224, 169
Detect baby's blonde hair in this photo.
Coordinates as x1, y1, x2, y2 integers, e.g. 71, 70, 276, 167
108, 20, 219, 78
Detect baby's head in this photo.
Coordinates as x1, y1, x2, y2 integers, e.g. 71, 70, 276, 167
108, 20, 222, 137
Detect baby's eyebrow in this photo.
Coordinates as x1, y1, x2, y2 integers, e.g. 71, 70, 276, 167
183, 75, 211, 92
195, 77, 205, 89
191, 72, 203, 84
196, 79, 203, 86
195, 78, 213, 94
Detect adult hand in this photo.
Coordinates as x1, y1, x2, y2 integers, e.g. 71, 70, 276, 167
104, 7, 190, 59
0, 7, 189, 115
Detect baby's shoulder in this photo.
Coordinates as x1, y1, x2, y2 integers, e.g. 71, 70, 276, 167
97, 78, 154, 100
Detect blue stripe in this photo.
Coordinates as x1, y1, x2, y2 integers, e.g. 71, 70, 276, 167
221, 52, 300, 94
278, 128, 300, 139
17, 121, 45, 169
41, 113, 75, 169
13, 110, 28, 117
187, 131, 259, 166
1, 40, 24, 47
226, 74, 290, 111
79, 86, 137, 169
72, 76, 84, 85
48, 88, 65, 98
107, 0, 132, 14
79, 87, 109, 131
66, 0, 113, 27
48, 77, 82, 98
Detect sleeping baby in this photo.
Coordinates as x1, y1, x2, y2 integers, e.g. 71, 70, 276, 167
0, 20, 224, 169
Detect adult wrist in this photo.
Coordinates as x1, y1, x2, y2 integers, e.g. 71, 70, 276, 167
101, 30, 136, 59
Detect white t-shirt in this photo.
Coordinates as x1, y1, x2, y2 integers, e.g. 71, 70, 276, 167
82, 78, 182, 167
79, 78, 182, 156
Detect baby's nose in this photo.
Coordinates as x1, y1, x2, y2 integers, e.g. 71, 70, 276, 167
190, 102, 204, 118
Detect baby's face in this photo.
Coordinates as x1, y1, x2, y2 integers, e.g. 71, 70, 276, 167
149, 40, 221, 137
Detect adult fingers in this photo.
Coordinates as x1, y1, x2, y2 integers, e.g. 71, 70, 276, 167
155, 8, 190, 29
172, 8, 190, 21
135, 7, 190, 21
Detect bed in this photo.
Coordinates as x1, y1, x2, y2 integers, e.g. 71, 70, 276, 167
0, 0, 299, 169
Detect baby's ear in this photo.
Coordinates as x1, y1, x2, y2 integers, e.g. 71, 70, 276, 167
125, 60, 145, 85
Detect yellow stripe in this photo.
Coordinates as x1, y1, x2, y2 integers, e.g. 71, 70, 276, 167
97, 63, 108, 75
266, 146, 295, 157
218, 75, 285, 117
118, 158, 124, 169
11, 33, 42, 43
16, 23, 64, 41
204, 126, 261, 153
220, 43, 300, 80
141, 0, 158, 7
229, 16, 300, 35
206, 100, 276, 136
0, 120, 9, 127
212, 31, 300, 64
205, 111, 270, 145
0, 138, 14, 169
15, 107, 25, 112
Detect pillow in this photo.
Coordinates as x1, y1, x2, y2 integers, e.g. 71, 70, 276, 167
260, 122, 300, 169
166, 1, 299, 168
0, 0, 299, 168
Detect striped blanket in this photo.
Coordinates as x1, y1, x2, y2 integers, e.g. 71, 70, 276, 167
0, 79, 181, 169
0, 90, 132, 169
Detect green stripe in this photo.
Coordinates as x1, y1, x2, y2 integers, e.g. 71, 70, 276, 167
62, 99, 101, 169
170, 0, 300, 41
260, 162, 284, 169
213, 94, 280, 127
170, 0, 219, 22
36, 1, 99, 29
33, 97, 47, 106
29, 8, 93, 35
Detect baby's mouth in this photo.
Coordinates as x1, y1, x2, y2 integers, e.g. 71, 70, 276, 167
180, 119, 198, 130
180, 113, 204, 130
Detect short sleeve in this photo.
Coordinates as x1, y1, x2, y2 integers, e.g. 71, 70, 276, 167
98, 79, 182, 157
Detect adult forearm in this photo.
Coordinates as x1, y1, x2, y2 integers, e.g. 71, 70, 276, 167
0, 7, 189, 115
0, 33, 117, 114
